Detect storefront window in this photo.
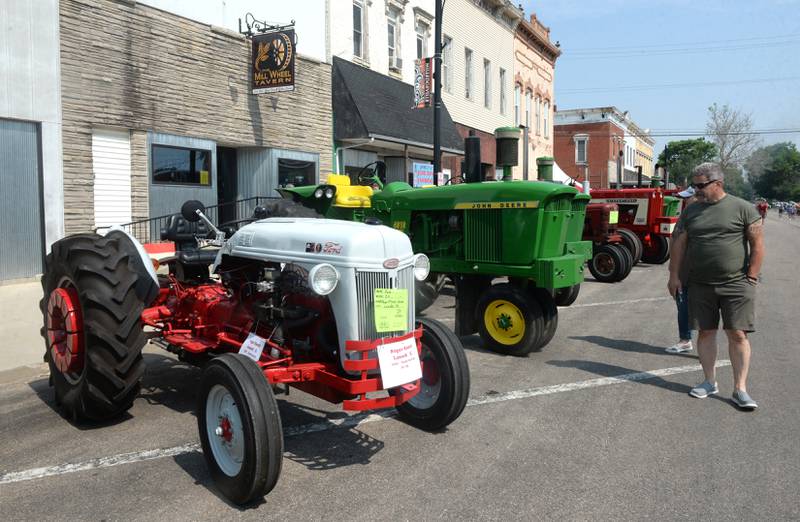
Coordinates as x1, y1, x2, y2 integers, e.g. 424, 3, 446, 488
278, 158, 316, 188
152, 144, 211, 186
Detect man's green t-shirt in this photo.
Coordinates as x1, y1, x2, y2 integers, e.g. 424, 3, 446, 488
676, 194, 761, 285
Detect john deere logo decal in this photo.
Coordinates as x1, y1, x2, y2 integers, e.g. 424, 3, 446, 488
252, 29, 296, 94
454, 201, 539, 210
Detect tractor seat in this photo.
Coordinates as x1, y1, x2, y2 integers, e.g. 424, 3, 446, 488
160, 215, 218, 265
327, 173, 372, 208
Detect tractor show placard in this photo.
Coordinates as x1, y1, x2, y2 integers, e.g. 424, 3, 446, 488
251, 29, 296, 94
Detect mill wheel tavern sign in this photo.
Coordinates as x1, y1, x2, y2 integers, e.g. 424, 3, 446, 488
240, 14, 296, 94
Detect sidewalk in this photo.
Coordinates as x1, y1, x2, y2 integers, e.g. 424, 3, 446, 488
0, 280, 47, 373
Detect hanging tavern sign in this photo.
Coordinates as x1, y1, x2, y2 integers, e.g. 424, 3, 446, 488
251, 29, 296, 94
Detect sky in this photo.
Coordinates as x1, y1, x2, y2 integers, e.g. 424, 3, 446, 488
523, 0, 800, 156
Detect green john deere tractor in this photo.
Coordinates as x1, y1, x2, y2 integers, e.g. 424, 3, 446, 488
276, 130, 591, 356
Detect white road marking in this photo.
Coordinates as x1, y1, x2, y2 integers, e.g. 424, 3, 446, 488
563, 296, 672, 309
467, 360, 731, 406
0, 359, 730, 486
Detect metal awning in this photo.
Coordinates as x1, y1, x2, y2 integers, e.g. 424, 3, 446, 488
332, 56, 464, 155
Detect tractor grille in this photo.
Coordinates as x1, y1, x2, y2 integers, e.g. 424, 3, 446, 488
572, 198, 588, 213
355, 266, 415, 340
465, 210, 502, 263
545, 197, 572, 212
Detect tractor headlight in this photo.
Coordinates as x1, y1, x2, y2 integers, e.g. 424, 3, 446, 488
324, 187, 335, 199
314, 188, 324, 198
413, 254, 430, 281
309, 263, 339, 295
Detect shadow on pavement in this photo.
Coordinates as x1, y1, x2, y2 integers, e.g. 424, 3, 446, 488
547, 359, 693, 395
569, 335, 698, 358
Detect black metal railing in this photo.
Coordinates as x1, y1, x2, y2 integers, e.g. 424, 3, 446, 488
98, 197, 278, 244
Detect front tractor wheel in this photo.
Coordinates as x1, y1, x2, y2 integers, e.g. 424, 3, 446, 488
589, 244, 626, 283
40, 232, 158, 421
553, 284, 581, 307
198, 354, 283, 506
641, 234, 671, 265
396, 318, 470, 431
476, 284, 545, 356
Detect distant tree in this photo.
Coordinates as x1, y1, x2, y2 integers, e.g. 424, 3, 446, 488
745, 142, 794, 186
658, 138, 717, 187
722, 166, 754, 200
752, 142, 800, 200
706, 103, 759, 172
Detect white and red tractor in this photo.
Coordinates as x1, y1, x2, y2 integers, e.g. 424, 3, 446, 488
41, 200, 469, 505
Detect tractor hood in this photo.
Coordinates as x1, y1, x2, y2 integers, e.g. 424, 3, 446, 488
372, 180, 579, 211
215, 218, 415, 270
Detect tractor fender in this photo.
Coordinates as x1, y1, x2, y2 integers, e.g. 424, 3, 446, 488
103, 226, 159, 290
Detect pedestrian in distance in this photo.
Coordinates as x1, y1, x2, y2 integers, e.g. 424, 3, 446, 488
666, 186, 697, 354
756, 199, 768, 225
667, 163, 764, 409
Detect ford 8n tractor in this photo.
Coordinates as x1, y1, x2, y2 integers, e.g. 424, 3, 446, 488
41, 201, 469, 505
589, 188, 679, 265
276, 175, 592, 357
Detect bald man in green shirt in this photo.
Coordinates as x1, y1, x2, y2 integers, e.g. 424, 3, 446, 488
668, 163, 764, 409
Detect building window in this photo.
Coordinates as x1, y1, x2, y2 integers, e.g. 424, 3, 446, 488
525, 91, 532, 129
442, 35, 452, 92
535, 97, 541, 135
514, 84, 521, 125
353, 1, 365, 59
483, 59, 491, 108
544, 101, 550, 138
152, 144, 211, 186
464, 48, 473, 99
416, 20, 428, 59
278, 158, 316, 188
574, 136, 588, 164
387, 10, 401, 71
499, 68, 506, 114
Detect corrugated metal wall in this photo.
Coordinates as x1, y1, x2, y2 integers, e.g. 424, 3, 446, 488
238, 148, 320, 199
147, 132, 217, 218
0, 119, 43, 280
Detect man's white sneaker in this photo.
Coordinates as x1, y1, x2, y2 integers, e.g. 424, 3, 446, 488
666, 340, 693, 354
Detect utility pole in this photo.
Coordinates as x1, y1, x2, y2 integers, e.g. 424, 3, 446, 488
433, 0, 443, 184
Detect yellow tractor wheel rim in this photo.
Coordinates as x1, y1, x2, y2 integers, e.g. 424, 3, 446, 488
484, 299, 525, 345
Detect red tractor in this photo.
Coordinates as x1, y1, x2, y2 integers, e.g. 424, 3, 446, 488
41, 201, 469, 505
590, 188, 678, 265
583, 202, 633, 282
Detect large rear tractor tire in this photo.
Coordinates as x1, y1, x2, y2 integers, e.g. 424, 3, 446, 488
589, 244, 626, 283
553, 284, 581, 307
617, 228, 643, 266
641, 234, 671, 264
40, 232, 159, 421
395, 318, 470, 431
198, 354, 283, 506
476, 283, 545, 356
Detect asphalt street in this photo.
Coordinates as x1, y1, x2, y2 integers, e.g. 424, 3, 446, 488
1, 214, 798, 521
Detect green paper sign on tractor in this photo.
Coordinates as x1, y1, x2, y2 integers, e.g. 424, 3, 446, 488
276, 127, 592, 356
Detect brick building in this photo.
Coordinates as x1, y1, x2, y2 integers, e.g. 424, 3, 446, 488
554, 107, 654, 189
59, 0, 333, 236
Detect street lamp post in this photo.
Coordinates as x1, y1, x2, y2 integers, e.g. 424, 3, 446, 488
432, 0, 443, 184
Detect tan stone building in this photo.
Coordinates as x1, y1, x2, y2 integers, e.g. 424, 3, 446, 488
512, 13, 560, 180
59, 0, 332, 237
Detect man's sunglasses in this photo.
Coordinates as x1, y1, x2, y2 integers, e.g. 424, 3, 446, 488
691, 180, 718, 189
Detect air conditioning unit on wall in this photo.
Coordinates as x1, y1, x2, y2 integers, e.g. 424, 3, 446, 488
391, 57, 403, 71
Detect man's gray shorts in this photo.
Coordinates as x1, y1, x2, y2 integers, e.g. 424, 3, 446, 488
688, 279, 756, 332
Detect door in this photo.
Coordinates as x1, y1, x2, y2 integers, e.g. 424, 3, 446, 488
92, 129, 132, 228
0, 119, 43, 280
